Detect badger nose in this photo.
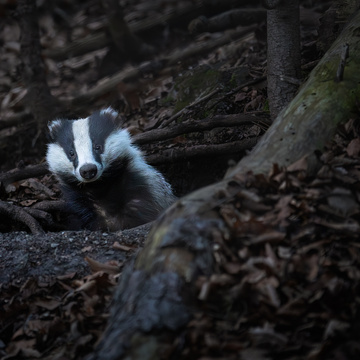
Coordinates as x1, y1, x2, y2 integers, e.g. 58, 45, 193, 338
80, 164, 98, 180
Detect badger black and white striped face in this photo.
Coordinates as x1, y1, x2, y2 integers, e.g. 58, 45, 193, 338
46, 108, 132, 183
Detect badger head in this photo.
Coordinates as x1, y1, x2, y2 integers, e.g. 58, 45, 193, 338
46, 107, 133, 184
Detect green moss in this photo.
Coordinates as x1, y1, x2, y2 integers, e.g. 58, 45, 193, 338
173, 68, 221, 114
229, 73, 238, 88
160, 94, 175, 107
168, 66, 251, 116
263, 100, 270, 113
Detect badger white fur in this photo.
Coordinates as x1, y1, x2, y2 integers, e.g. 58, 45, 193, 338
46, 107, 176, 231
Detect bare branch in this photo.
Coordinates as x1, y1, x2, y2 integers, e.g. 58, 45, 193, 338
0, 201, 44, 235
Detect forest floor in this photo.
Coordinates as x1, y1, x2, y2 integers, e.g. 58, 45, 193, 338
2, 1, 360, 360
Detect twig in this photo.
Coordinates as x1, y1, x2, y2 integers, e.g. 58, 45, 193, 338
224, 76, 266, 98
134, 113, 269, 145
189, 9, 266, 34
158, 88, 222, 129
0, 163, 49, 189
336, 43, 349, 82
23, 207, 54, 226
0, 200, 44, 235
279, 75, 303, 86
207, 76, 267, 111
32, 200, 67, 212
146, 137, 259, 165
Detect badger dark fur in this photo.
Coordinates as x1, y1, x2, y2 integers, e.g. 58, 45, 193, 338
46, 107, 176, 231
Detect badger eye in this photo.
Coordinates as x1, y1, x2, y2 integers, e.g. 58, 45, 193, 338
69, 149, 75, 159
94, 144, 103, 153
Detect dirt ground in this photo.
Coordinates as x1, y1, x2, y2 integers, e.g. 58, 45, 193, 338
0, 224, 151, 284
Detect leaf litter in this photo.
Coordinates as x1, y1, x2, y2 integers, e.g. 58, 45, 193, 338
2, 120, 360, 359
181, 122, 360, 359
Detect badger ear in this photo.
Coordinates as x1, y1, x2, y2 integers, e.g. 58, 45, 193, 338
100, 107, 124, 126
47, 119, 62, 140
101, 107, 118, 118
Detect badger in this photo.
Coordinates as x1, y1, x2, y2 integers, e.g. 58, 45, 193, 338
46, 107, 176, 231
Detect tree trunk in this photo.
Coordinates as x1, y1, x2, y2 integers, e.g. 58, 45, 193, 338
266, 0, 301, 118
91, 9, 360, 360
16, 0, 61, 134
101, 0, 152, 65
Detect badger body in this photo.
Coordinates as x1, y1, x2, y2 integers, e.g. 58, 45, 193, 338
46, 108, 176, 231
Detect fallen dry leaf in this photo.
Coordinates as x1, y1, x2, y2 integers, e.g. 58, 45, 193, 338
84, 256, 121, 275
346, 138, 360, 157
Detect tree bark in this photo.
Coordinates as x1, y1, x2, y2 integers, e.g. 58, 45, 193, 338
101, 0, 153, 66
16, 0, 61, 134
91, 8, 360, 360
266, 0, 301, 118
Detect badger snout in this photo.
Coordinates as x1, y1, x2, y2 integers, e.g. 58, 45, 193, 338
80, 163, 98, 181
